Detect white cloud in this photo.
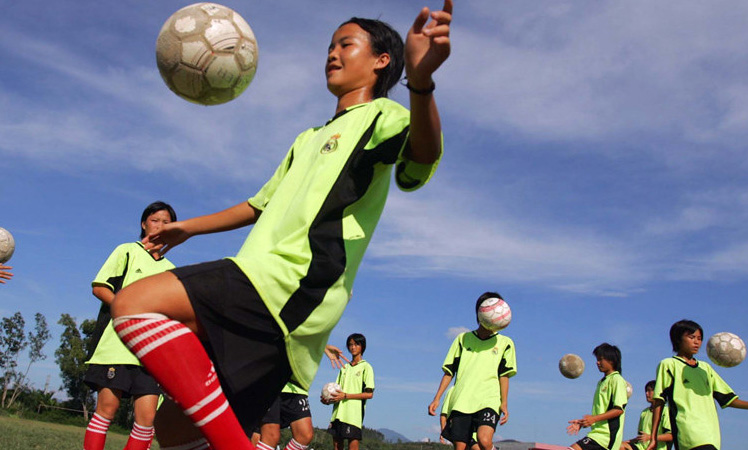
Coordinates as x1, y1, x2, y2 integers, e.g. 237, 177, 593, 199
446, 327, 470, 339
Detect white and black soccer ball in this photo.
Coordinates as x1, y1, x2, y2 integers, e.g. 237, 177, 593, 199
0, 227, 15, 264
321, 382, 341, 402
625, 381, 633, 399
706, 332, 746, 368
156, 3, 258, 105
558, 353, 585, 379
477, 297, 512, 332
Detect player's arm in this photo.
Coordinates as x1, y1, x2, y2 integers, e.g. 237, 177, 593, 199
428, 373, 452, 415
499, 376, 510, 425
333, 389, 374, 401
578, 407, 624, 428
645, 400, 664, 450
144, 201, 260, 256
404, 0, 451, 164
726, 398, 748, 409
92, 284, 115, 305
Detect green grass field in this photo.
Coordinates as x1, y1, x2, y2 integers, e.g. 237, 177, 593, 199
0, 415, 160, 450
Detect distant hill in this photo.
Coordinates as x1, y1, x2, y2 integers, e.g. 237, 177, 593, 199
379, 428, 411, 443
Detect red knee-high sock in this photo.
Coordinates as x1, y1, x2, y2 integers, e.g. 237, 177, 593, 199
113, 314, 253, 450
160, 438, 212, 450
83, 413, 111, 450
124, 422, 155, 450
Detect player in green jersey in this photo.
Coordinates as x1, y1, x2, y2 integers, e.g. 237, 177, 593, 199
567, 343, 627, 450
83, 201, 177, 450
647, 320, 748, 450
428, 292, 517, 450
110, 3, 452, 449
323, 334, 375, 450
621, 380, 672, 450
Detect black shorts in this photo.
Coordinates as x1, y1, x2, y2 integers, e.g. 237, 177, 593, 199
442, 408, 498, 444
171, 259, 292, 432
327, 420, 362, 441
260, 393, 312, 429
575, 437, 607, 450
83, 364, 161, 398
689, 446, 717, 450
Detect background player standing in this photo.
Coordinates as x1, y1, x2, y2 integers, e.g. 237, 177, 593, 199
620, 380, 672, 450
567, 343, 628, 450
647, 320, 748, 450
83, 201, 177, 450
428, 292, 517, 450
323, 333, 375, 450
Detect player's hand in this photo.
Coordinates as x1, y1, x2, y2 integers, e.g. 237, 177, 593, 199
566, 420, 582, 435
405, 0, 452, 89
579, 414, 595, 428
428, 399, 440, 416
0, 265, 13, 284
637, 432, 650, 442
320, 394, 332, 405
645, 439, 657, 450
143, 221, 191, 256
324, 345, 350, 369
439, 436, 448, 445
499, 404, 509, 425
329, 390, 346, 403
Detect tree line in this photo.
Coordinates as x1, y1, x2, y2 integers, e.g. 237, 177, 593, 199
0, 311, 138, 431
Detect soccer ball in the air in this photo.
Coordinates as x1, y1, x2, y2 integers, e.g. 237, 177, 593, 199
558, 354, 585, 379
156, 3, 258, 105
321, 382, 341, 402
0, 227, 15, 264
477, 297, 512, 331
625, 381, 633, 399
706, 332, 746, 368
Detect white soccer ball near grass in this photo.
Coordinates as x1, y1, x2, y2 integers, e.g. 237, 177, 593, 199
706, 332, 746, 368
156, 2, 258, 105
477, 297, 512, 331
0, 227, 15, 264
558, 354, 585, 379
321, 382, 341, 402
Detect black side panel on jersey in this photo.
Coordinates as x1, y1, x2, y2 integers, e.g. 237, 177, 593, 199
87, 252, 130, 359
280, 113, 408, 333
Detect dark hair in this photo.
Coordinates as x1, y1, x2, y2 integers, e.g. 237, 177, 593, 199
340, 18, 404, 99
475, 291, 503, 323
140, 201, 177, 239
669, 319, 703, 352
593, 342, 622, 373
645, 380, 656, 391
347, 333, 367, 354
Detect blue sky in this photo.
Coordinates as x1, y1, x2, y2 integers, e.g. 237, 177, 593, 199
2, 0, 748, 445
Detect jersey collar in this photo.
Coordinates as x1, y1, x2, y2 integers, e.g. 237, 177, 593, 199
326, 102, 370, 126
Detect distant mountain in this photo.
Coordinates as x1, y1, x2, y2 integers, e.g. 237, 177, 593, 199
378, 428, 411, 443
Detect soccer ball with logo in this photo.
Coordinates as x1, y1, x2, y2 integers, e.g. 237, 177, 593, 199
156, 3, 258, 105
477, 297, 512, 332
706, 332, 746, 368
0, 227, 15, 264
321, 382, 341, 402
558, 353, 585, 379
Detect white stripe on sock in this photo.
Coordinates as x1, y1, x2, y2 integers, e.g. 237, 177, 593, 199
194, 399, 229, 427
184, 386, 223, 416
135, 326, 191, 358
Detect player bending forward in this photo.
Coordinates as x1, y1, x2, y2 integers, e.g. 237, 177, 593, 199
428, 292, 517, 450
110, 3, 451, 450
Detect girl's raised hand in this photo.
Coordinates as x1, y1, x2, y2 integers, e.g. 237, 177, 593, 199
405, 0, 453, 87
143, 221, 191, 257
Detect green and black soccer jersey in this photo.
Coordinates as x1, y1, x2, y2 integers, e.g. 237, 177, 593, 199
631, 406, 671, 450
228, 98, 440, 390
329, 360, 375, 429
441, 331, 517, 415
441, 386, 454, 416
585, 371, 627, 450
281, 380, 309, 396
653, 356, 737, 450
88, 241, 175, 365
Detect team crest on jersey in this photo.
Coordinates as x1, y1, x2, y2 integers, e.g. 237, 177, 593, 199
321, 134, 341, 154
492, 347, 499, 355
107, 367, 116, 379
